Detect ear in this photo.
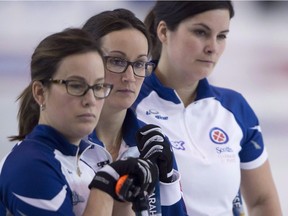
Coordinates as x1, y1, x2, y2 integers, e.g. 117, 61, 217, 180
32, 80, 46, 106
157, 21, 168, 44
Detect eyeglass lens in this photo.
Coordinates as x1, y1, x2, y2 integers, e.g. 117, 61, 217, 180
105, 57, 154, 77
66, 81, 111, 98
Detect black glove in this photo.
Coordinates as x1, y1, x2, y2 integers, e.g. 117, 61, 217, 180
136, 124, 173, 183
89, 157, 158, 202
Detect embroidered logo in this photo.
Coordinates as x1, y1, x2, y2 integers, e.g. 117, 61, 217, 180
72, 191, 85, 206
170, 141, 185, 150
97, 160, 109, 168
145, 109, 168, 120
146, 109, 159, 115
209, 127, 229, 144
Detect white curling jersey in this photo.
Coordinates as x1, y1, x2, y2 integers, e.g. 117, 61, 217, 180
133, 73, 267, 216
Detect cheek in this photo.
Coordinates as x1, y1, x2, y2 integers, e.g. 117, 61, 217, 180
182, 36, 201, 53
93, 101, 105, 119
105, 72, 120, 86
218, 42, 226, 57
50, 96, 73, 117
50, 88, 76, 109
43, 96, 72, 129
135, 79, 144, 91
170, 35, 199, 60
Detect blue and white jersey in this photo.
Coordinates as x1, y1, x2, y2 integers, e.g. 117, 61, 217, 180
87, 108, 188, 216
0, 125, 107, 216
132, 72, 268, 216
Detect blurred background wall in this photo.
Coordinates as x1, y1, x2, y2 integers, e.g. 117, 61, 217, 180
1, 1, 287, 214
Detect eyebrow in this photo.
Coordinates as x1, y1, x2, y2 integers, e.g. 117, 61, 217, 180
107, 50, 148, 59
193, 23, 230, 34
67, 76, 105, 83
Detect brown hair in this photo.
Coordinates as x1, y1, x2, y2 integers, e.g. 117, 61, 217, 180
9, 28, 103, 141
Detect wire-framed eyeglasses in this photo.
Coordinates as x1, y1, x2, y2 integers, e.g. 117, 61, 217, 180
47, 79, 113, 99
104, 56, 155, 78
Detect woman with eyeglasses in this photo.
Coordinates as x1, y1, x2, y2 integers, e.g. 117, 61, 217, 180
132, 1, 282, 216
0, 28, 159, 216
82, 9, 187, 216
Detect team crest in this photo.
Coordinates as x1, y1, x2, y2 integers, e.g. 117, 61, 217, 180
209, 127, 229, 144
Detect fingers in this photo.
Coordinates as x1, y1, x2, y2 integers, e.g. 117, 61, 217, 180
136, 159, 157, 187
140, 132, 165, 151
136, 124, 174, 183
138, 124, 162, 136
136, 124, 164, 148
114, 158, 158, 202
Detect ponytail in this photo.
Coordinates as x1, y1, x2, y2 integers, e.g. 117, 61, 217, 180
144, 10, 161, 60
9, 84, 40, 141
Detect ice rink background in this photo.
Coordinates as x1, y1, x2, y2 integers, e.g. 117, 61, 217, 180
0, 1, 287, 214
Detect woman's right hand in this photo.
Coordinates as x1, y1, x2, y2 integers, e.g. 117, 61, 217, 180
89, 157, 159, 202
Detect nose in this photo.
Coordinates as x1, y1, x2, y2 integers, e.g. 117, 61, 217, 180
122, 65, 136, 82
82, 88, 97, 107
204, 38, 217, 55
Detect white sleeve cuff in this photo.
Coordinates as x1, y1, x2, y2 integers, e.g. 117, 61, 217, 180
240, 147, 268, 170
159, 170, 182, 206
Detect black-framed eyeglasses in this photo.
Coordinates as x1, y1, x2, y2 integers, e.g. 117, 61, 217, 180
103, 56, 155, 78
47, 79, 113, 99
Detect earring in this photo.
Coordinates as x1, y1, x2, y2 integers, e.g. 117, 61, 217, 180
40, 104, 46, 111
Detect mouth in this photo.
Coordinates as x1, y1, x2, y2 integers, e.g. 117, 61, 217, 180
197, 59, 215, 64
117, 89, 135, 94
78, 113, 96, 120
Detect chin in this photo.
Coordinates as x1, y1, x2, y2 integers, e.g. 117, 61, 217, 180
77, 125, 96, 136
197, 69, 212, 78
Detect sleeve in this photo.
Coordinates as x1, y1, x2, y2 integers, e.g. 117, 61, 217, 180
236, 96, 268, 170
147, 170, 188, 216
0, 147, 75, 216
214, 87, 268, 170
0, 201, 6, 215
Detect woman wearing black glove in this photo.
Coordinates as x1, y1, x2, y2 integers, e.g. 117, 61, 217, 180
0, 28, 117, 216
82, 6, 185, 216
0, 28, 160, 216
82, 8, 187, 216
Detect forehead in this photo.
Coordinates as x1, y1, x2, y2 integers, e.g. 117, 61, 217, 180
55, 52, 105, 81
101, 29, 148, 54
181, 9, 230, 30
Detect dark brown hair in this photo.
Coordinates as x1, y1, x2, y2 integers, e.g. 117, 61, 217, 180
82, 8, 151, 56
145, 1, 235, 60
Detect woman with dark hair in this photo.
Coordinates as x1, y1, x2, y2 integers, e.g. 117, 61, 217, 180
0, 28, 158, 216
82, 8, 187, 216
133, 1, 282, 215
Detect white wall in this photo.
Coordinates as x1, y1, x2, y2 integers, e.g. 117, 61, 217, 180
1, 1, 287, 214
